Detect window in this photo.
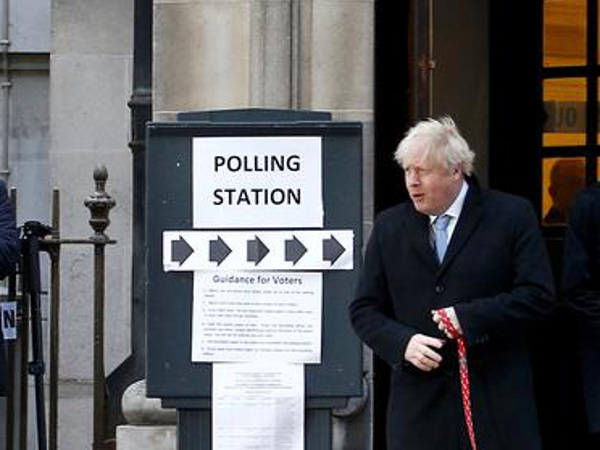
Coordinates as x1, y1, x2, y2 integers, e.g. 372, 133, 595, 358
541, 0, 599, 226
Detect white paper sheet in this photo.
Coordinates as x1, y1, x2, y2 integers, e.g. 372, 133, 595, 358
192, 271, 322, 363
193, 136, 323, 229
163, 230, 354, 272
212, 362, 304, 450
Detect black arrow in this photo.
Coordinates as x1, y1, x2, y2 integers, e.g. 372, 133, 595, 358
285, 235, 308, 265
247, 236, 270, 265
172, 236, 194, 266
323, 235, 345, 265
210, 236, 232, 266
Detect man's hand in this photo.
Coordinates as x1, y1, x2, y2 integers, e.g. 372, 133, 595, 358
404, 334, 445, 372
431, 307, 462, 339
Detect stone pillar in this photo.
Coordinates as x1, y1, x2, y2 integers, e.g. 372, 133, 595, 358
151, 1, 374, 448
153, 0, 294, 119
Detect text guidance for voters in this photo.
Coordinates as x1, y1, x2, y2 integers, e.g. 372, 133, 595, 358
192, 271, 322, 363
193, 136, 323, 228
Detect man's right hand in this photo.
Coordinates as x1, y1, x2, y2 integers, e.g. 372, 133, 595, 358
404, 334, 445, 372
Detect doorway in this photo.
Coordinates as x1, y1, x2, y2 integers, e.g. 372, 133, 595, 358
373, 0, 595, 448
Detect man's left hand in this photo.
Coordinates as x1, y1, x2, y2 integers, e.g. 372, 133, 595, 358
431, 307, 462, 339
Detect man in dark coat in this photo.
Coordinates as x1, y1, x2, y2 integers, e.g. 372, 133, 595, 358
563, 182, 600, 445
350, 117, 555, 450
0, 179, 20, 396
0, 180, 19, 278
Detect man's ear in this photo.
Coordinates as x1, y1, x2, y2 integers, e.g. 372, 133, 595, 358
452, 165, 462, 179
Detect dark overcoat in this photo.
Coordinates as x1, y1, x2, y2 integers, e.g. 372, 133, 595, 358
0, 179, 20, 396
563, 183, 600, 434
350, 182, 555, 450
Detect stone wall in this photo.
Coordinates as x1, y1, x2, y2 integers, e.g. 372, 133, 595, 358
49, 0, 134, 448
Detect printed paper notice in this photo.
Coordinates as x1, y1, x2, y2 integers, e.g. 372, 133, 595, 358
193, 136, 323, 229
192, 271, 322, 363
212, 362, 304, 450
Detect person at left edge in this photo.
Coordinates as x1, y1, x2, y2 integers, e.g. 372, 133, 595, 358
0, 179, 20, 397
349, 117, 555, 450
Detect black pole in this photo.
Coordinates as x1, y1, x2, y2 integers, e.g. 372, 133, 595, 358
105, 0, 153, 438
92, 242, 107, 450
84, 166, 115, 450
48, 189, 60, 450
21, 220, 52, 450
129, 0, 152, 368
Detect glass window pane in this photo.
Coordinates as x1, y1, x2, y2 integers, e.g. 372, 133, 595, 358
543, 78, 587, 146
542, 157, 586, 225
597, 79, 600, 144
544, 0, 587, 67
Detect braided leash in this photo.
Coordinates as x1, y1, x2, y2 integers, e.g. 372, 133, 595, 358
436, 309, 478, 450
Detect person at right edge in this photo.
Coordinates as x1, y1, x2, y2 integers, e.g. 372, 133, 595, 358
349, 117, 555, 450
562, 182, 600, 448
0, 179, 21, 397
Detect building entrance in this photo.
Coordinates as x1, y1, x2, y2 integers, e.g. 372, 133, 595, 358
374, 1, 598, 448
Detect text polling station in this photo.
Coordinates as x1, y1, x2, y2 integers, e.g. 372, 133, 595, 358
193, 136, 323, 229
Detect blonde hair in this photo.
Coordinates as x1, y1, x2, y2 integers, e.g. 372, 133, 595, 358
394, 117, 475, 175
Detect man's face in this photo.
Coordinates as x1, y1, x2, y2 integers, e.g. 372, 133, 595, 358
403, 155, 463, 216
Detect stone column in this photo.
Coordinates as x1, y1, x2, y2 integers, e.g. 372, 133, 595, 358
153, 0, 294, 119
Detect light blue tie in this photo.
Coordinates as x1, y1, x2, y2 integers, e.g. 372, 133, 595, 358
433, 214, 451, 262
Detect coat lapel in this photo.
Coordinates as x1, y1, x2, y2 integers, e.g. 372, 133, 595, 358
403, 204, 439, 271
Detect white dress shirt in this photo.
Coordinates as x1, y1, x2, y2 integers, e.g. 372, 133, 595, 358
429, 180, 469, 244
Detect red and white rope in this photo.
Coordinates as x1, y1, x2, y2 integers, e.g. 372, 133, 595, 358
436, 309, 478, 450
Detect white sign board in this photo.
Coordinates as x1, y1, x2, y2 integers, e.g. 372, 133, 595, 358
163, 230, 354, 271
191, 271, 322, 363
193, 136, 323, 228
213, 362, 304, 450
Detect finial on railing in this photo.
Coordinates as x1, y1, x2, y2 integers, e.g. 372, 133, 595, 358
84, 165, 116, 242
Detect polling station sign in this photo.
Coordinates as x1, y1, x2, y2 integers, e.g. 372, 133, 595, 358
193, 136, 323, 229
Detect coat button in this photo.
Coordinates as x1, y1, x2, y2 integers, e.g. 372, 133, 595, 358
475, 335, 490, 344
435, 285, 444, 294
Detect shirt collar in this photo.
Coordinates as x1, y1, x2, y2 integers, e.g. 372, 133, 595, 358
429, 180, 469, 224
